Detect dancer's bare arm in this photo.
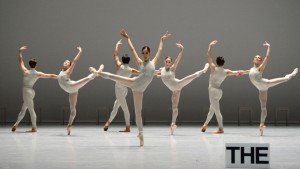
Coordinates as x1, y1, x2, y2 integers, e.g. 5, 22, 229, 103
170, 42, 184, 72
152, 31, 171, 65
19, 46, 28, 75
120, 29, 142, 66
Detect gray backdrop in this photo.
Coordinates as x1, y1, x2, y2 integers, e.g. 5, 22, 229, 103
1, 0, 299, 124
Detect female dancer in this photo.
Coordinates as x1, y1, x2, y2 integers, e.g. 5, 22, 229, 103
201, 40, 242, 134
90, 29, 171, 146
156, 42, 209, 135
12, 46, 57, 132
58, 46, 102, 135
103, 39, 139, 132
240, 41, 298, 136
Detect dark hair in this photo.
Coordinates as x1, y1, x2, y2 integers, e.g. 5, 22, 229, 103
122, 54, 130, 64
142, 46, 151, 53
165, 56, 172, 61
216, 56, 225, 66
29, 59, 37, 68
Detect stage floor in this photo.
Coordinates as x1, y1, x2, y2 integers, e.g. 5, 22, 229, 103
0, 125, 299, 169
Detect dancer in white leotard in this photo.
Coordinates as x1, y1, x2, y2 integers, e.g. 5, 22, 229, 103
57, 46, 101, 135
201, 40, 242, 134
103, 39, 139, 132
239, 41, 298, 136
12, 46, 57, 132
90, 29, 170, 146
156, 42, 209, 135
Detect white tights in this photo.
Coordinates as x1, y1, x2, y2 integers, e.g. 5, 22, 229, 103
108, 86, 130, 126
67, 74, 94, 125
15, 87, 37, 128
100, 72, 144, 132
204, 87, 223, 128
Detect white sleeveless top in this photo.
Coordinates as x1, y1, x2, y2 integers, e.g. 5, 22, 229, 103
116, 64, 132, 87
132, 61, 155, 92
209, 67, 227, 89
23, 69, 39, 88
249, 66, 268, 91
160, 67, 181, 91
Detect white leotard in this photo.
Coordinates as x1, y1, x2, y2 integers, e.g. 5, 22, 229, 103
131, 61, 155, 92
160, 67, 181, 91
58, 71, 77, 93
209, 67, 227, 89
249, 66, 268, 91
23, 69, 39, 88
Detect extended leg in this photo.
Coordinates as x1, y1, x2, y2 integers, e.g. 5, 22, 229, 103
117, 88, 131, 132
266, 68, 298, 88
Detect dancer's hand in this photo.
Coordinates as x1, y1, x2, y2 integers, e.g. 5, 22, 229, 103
263, 41, 270, 47
77, 46, 82, 52
161, 31, 171, 41
120, 29, 129, 39
176, 42, 184, 50
19, 46, 28, 51
116, 39, 122, 46
209, 40, 218, 46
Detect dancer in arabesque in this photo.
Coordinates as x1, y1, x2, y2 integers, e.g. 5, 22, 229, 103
57, 46, 102, 135
156, 42, 209, 135
90, 29, 170, 146
239, 41, 298, 136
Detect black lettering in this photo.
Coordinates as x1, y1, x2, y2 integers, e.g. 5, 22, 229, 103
256, 147, 269, 164
226, 147, 240, 163
241, 147, 255, 164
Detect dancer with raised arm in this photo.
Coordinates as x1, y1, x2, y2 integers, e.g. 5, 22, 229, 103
103, 39, 139, 132
239, 41, 298, 136
201, 40, 242, 134
12, 46, 57, 133
156, 42, 209, 135
90, 29, 170, 146
57, 46, 102, 135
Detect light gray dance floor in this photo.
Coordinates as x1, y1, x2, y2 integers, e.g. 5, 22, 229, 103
0, 125, 299, 169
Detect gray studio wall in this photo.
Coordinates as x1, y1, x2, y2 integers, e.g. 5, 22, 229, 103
0, 0, 299, 124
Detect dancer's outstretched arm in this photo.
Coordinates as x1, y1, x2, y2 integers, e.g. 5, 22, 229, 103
120, 29, 142, 66
152, 31, 171, 65
37, 72, 57, 79
66, 46, 82, 75
258, 41, 270, 72
19, 46, 28, 75
132, 68, 140, 75
114, 39, 123, 69
170, 43, 184, 72
207, 40, 218, 73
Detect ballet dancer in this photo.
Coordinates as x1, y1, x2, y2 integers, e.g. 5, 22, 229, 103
156, 42, 209, 135
90, 29, 171, 146
201, 40, 242, 134
103, 39, 139, 132
57, 46, 102, 135
239, 41, 298, 136
12, 46, 57, 133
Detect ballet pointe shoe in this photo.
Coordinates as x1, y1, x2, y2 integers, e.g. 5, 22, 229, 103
203, 63, 209, 73
213, 128, 224, 134
97, 64, 104, 74
67, 124, 72, 135
259, 125, 266, 136
11, 124, 17, 132
137, 132, 144, 147
103, 122, 110, 131
89, 67, 98, 75
201, 124, 207, 132
285, 68, 298, 79
26, 128, 37, 133
170, 123, 177, 135
119, 126, 130, 132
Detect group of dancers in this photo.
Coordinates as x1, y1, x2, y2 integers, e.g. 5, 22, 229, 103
11, 29, 298, 146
